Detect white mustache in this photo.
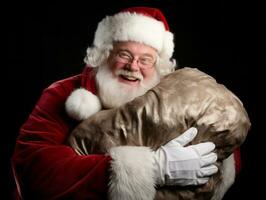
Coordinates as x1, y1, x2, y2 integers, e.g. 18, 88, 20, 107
115, 69, 144, 81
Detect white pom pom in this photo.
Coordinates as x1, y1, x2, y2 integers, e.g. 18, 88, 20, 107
65, 88, 102, 120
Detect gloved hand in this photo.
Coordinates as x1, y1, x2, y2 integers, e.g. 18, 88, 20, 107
153, 127, 218, 186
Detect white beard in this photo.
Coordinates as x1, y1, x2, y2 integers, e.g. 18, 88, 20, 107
96, 65, 160, 109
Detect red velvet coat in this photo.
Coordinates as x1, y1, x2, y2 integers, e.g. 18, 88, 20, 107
12, 67, 111, 200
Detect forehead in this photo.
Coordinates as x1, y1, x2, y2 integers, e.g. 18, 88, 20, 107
113, 41, 157, 56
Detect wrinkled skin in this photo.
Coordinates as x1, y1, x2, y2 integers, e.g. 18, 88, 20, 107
69, 67, 250, 200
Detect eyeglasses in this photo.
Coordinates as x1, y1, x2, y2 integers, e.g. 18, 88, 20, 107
113, 50, 156, 69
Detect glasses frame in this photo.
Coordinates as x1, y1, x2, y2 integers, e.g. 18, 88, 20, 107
112, 50, 156, 70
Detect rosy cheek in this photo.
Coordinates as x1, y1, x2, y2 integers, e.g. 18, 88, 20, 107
109, 61, 121, 74
142, 68, 156, 80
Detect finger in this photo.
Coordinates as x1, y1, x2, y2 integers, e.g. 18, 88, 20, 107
194, 177, 209, 185
173, 127, 198, 146
200, 153, 217, 167
176, 177, 209, 186
197, 165, 218, 177
190, 142, 215, 156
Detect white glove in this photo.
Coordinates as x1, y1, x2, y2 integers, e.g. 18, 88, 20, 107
153, 127, 218, 186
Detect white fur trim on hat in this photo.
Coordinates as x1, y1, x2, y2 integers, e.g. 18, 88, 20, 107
65, 88, 102, 121
93, 12, 174, 58
108, 146, 156, 200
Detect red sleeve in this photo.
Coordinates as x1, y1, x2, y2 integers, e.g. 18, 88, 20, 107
234, 148, 242, 175
12, 78, 111, 200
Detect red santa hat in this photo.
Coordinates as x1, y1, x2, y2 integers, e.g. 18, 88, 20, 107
66, 7, 174, 121
84, 6, 175, 71
92, 7, 174, 59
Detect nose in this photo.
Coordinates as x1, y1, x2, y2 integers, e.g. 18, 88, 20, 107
127, 58, 139, 71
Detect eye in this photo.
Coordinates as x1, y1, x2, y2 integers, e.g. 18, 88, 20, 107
118, 51, 132, 61
139, 57, 153, 65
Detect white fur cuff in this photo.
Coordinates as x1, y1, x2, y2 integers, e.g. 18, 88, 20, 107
108, 146, 156, 200
65, 88, 101, 120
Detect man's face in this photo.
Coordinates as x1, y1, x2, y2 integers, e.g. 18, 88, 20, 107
107, 41, 158, 88
96, 41, 160, 108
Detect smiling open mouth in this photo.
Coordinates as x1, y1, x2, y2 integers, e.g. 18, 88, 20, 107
120, 74, 140, 82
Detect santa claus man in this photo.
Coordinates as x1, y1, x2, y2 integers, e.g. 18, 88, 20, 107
12, 7, 239, 200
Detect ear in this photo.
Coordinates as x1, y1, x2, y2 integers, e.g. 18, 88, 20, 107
65, 88, 102, 121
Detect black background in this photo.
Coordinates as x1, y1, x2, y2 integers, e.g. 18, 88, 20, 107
5, 0, 265, 199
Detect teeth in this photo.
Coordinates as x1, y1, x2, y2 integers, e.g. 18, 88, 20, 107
123, 75, 138, 81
